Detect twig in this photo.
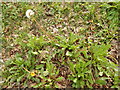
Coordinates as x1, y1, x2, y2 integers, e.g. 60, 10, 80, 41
32, 18, 58, 43
23, 67, 30, 73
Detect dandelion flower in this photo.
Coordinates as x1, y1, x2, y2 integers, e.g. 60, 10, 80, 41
30, 72, 36, 76
26, 9, 34, 19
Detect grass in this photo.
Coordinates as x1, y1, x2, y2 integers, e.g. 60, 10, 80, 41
1, 2, 119, 88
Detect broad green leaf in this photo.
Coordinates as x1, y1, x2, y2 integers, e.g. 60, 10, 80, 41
32, 83, 42, 88
96, 79, 106, 85
36, 64, 44, 69
9, 66, 18, 71
17, 74, 25, 82
90, 44, 111, 57
84, 61, 91, 67
56, 76, 64, 81
79, 81, 85, 88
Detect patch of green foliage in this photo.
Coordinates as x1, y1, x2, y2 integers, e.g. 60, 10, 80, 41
1, 2, 119, 88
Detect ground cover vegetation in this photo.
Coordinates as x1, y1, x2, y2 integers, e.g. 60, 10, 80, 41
0, 2, 120, 88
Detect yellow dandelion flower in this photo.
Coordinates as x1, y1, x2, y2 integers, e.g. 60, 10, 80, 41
30, 72, 36, 76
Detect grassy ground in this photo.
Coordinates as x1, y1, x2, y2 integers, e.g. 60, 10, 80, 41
1, 2, 120, 88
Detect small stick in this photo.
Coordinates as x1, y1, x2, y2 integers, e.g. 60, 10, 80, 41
33, 18, 58, 43
23, 67, 30, 73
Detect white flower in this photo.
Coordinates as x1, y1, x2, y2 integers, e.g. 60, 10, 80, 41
26, 9, 34, 19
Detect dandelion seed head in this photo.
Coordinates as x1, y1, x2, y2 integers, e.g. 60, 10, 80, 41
26, 9, 34, 19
